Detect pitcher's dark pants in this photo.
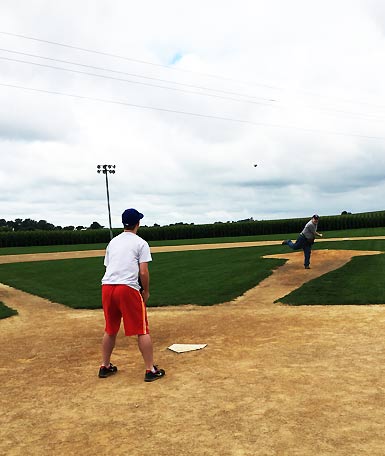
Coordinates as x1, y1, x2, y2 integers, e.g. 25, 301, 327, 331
286, 234, 312, 268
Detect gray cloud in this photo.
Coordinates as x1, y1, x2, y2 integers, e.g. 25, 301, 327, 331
1, 0, 385, 227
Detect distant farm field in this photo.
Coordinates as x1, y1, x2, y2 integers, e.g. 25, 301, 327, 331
1, 226, 385, 255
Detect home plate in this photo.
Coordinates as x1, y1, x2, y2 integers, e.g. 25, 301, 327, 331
167, 343, 207, 353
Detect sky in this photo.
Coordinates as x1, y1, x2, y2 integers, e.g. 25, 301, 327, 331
1, 0, 385, 228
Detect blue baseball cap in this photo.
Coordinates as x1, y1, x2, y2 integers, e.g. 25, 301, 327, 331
122, 208, 144, 226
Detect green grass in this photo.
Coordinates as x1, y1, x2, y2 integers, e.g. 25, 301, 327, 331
277, 238, 385, 305
0, 257, 104, 309
0, 301, 18, 319
1, 226, 384, 255
0, 243, 109, 256
0, 246, 286, 309
314, 238, 385, 252
1, 236, 385, 312
149, 247, 285, 306
279, 253, 385, 305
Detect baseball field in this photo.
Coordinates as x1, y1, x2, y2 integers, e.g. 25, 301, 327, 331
1, 238, 385, 455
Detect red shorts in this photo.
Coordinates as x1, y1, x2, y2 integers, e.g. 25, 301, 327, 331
102, 285, 149, 336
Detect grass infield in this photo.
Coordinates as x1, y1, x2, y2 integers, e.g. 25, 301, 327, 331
0, 246, 286, 309
0, 237, 384, 311
279, 253, 385, 305
0, 301, 18, 319
276, 239, 385, 305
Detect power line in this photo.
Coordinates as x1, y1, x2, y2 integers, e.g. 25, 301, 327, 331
1, 82, 384, 140
0, 31, 281, 90
2, 50, 385, 123
0, 47, 276, 102
1, 30, 384, 111
0, 56, 276, 107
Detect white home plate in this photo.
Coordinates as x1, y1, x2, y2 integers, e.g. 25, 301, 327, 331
168, 343, 207, 353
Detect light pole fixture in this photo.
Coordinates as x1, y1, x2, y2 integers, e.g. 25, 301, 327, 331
97, 164, 116, 240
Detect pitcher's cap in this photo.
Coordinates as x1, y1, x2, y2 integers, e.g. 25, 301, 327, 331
122, 208, 143, 226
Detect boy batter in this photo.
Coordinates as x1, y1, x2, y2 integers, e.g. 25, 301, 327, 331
98, 208, 165, 382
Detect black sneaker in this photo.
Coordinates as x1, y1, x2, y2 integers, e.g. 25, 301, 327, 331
281, 240, 287, 245
305, 266, 311, 269
144, 365, 165, 382
98, 363, 118, 378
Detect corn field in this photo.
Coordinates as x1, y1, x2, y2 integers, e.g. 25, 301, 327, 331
0, 210, 384, 248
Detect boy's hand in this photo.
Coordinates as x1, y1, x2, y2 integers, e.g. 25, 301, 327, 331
141, 290, 150, 303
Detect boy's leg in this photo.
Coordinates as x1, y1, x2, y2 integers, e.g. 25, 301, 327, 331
102, 332, 117, 367
138, 334, 154, 370
139, 334, 166, 382
101, 284, 121, 366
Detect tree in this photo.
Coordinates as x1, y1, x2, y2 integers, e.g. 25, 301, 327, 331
20, 218, 38, 230
37, 220, 55, 230
88, 221, 104, 230
9, 218, 23, 231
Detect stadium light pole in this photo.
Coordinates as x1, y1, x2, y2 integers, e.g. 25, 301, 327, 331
97, 164, 116, 240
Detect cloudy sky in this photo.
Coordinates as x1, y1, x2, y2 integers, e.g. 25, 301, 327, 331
1, 0, 385, 228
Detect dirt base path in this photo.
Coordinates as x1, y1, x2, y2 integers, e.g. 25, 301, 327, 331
1, 247, 385, 455
1, 235, 385, 264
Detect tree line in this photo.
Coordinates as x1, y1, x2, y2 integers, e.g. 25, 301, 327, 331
0, 217, 256, 232
0, 218, 104, 232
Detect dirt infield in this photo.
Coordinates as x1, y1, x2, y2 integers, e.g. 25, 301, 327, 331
1, 245, 385, 455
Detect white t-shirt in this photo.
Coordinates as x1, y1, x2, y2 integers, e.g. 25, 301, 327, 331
101, 231, 152, 290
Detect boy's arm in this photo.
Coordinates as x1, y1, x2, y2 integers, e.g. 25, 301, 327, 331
139, 262, 150, 303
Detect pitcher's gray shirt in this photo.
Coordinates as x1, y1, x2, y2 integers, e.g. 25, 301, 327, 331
301, 220, 317, 240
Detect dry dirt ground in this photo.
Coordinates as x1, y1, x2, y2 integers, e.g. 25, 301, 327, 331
1, 243, 385, 456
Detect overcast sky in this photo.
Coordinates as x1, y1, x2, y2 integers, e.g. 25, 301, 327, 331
1, 0, 385, 228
